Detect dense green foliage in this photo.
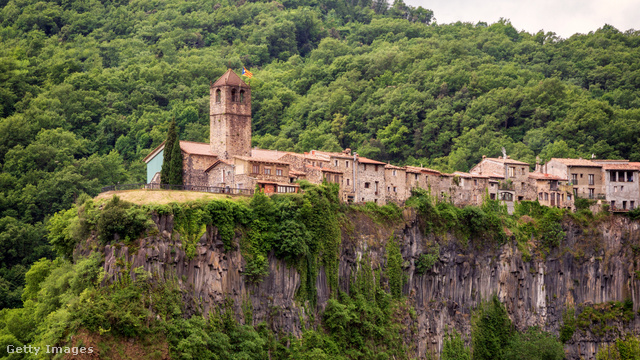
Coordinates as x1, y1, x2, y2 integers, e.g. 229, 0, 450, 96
596, 335, 640, 360
469, 295, 564, 360
1, 0, 639, 309
441, 330, 470, 360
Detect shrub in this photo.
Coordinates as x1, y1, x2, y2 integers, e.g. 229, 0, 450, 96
97, 196, 151, 243
415, 243, 439, 275
504, 326, 564, 360
441, 330, 470, 360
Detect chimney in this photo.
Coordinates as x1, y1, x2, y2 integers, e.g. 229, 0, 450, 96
482, 155, 486, 160
498, 156, 502, 159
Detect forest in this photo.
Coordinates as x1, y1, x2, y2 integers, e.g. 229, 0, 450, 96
0, 0, 640, 357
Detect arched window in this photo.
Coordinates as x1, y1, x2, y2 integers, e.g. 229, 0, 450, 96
215, 89, 221, 103
231, 89, 237, 102
239, 90, 245, 102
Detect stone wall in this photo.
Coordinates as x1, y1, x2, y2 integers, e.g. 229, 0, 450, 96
183, 153, 216, 186
355, 162, 386, 204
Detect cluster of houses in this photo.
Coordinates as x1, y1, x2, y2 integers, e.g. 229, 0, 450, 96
144, 70, 640, 213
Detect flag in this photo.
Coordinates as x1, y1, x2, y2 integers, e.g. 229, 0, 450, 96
242, 67, 253, 78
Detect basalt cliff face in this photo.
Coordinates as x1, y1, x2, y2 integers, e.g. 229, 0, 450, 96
94, 210, 640, 359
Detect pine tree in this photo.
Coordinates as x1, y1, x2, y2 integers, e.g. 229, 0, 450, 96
160, 119, 177, 184
168, 137, 183, 186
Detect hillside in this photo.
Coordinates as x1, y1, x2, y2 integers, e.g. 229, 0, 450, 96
0, 0, 639, 330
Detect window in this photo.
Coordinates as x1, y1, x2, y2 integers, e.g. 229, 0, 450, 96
508, 167, 515, 177
621, 186, 624, 191
539, 192, 543, 199
231, 89, 237, 102
276, 168, 283, 176
567, 194, 572, 201
334, 160, 338, 167
500, 192, 513, 201
387, 186, 390, 192
393, 187, 397, 192
544, 193, 549, 200
474, 179, 478, 186
346, 179, 350, 186
239, 90, 245, 102
631, 201, 635, 209
364, 182, 370, 189
392, 170, 397, 176
610, 171, 616, 182
346, 161, 350, 168
614, 186, 618, 193
363, 164, 367, 171
264, 167, 271, 175
522, 167, 526, 175
588, 174, 594, 185
252, 165, 259, 174
571, 174, 578, 184
580, 173, 583, 178
628, 171, 634, 182
589, 188, 594, 199
619, 171, 625, 182
611, 200, 616, 208
215, 89, 221, 103
573, 188, 578, 196
414, 174, 418, 180
375, 165, 379, 171
623, 201, 627, 210
490, 193, 496, 200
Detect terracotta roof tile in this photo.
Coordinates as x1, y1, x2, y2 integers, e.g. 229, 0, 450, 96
358, 157, 387, 165
233, 155, 289, 165
385, 164, 404, 170
251, 148, 292, 161
602, 163, 640, 170
179, 141, 217, 157
212, 69, 250, 88
528, 172, 567, 181
484, 157, 530, 166
550, 158, 602, 167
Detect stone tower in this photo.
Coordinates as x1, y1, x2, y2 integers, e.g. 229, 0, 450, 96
210, 69, 252, 159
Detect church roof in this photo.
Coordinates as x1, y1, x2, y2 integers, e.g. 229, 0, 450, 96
143, 140, 216, 163
212, 69, 250, 88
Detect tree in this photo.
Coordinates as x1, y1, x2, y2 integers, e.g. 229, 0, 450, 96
442, 330, 470, 360
167, 138, 183, 186
160, 119, 178, 185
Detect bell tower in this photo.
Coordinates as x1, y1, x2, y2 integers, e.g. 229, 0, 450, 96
210, 69, 252, 159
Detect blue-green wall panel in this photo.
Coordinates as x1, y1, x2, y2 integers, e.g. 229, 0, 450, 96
146, 149, 164, 183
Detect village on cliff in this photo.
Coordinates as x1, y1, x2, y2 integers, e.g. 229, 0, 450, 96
144, 70, 640, 214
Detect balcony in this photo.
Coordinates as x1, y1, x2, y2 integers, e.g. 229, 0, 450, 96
498, 181, 514, 191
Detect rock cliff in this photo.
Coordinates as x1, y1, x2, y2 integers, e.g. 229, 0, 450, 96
97, 210, 640, 359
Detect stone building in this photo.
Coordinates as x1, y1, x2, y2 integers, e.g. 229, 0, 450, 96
210, 69, 252, 159
544, 158, 604, 201
385, 164, 406, 204
143, 69, 640, 213
528, 172, 570, 208
600, 162, 640, 211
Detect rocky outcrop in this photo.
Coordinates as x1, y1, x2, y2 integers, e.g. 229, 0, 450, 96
98, 210, 640, 359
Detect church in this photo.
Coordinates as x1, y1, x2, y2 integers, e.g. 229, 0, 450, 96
144, 69, 302, 194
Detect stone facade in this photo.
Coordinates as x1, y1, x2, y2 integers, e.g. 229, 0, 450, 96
144, 70, 640, 215
602, 163, 640, 211
210, 70, 252, 160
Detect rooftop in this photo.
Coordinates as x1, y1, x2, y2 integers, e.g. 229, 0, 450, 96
233, 155, 290, 166
602, 162, 640, 170
549, 158, 602, 167
212, 69, 250, 88
484, 157, 530, 166
528, 172, 568, 181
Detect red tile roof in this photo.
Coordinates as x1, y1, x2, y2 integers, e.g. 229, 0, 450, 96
358, 157, 387, 165
528, 172, 567, 181
233, 155, 290, 165
204, 159, 232, 173
602, 163, 640, 170
484, 157, 530, 166
385, 164, 404, 170
453, 171, 472, 178
179, 141, 217, 156
143, 141, 216, 163
550, 158, 601, 167
212, 69, 250, 88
